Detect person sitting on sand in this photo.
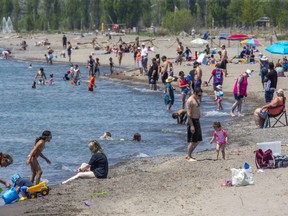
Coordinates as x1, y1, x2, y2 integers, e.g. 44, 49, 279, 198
62, 140, 108, 184
254, 89, 286, 128
210, 122, 228, 160
172, 109, 187, 124
0, 152, 13, 187
133, 133, 141, 142
26, 130, 52, 184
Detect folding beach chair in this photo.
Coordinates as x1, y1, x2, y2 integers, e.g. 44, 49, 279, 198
264, 105, 288, 128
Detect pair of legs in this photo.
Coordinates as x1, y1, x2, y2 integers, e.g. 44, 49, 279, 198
265, 89, 275, 103
88, 66, 94, 77
253, 108, 266, 128
62, 163, 95, 184
187, 141, 200, 160
216, 143, 225, 160
231, 95, 244, 117
217, 100, 223, 110
186, 119, 202, 161
29, 157, 42, 185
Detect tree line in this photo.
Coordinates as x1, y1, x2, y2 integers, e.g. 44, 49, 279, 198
0, 0, 287, 33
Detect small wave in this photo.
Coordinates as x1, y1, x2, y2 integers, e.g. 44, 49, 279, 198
203, 110, 230, 117
133, 87, 162, 93
134, 152, 149, 158
161, 129, 185, 134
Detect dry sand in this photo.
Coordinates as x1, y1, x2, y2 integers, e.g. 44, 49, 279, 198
1, 33, 288, 216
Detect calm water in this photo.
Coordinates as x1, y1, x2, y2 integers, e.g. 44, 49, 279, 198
0, 57, 232, 187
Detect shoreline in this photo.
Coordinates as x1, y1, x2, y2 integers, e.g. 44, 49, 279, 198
1, 33, 288, 216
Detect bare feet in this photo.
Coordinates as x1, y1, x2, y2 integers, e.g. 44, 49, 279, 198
238, 113, 244, 117
230, 112, 235, 117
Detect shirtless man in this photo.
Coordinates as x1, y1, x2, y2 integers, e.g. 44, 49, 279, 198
161, 56, 173, 84
172, 109, 187, 124
220, 45, 228, 76
194, 62, 202, 89
35, 67, 47, 85
186, 88, 203, 161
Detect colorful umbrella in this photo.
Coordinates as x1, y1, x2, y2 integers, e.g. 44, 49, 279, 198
227, 34, 250, 40
241, 38, 262, 46
265, 41, 288, 55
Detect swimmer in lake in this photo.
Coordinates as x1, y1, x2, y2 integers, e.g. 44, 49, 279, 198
34, 67, 47, 85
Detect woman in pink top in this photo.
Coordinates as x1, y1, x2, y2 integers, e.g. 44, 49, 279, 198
210, 122, 228, 160
230, 69, 252, 117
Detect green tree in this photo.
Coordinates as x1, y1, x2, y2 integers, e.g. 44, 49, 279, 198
241, 0, 263, 28
227, 0, 244, 27
208, 0, 230, 28
162, 9, 194, 33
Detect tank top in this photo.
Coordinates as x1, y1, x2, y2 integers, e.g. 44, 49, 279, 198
233, 75, 248, 96
267, 97, 285, 115
179, 77, 188, 87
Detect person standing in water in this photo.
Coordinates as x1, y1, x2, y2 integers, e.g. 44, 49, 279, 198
26, 130, 52, 184
87, 55, 95, 77
34, 67, 47, 85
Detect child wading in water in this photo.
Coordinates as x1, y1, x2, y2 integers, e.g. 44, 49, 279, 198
26, 130, 52, 184
215, 85, 224, 110
210, 122, 227, 160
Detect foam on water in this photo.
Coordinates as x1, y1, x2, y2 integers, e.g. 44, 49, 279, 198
203, 110, 230, 117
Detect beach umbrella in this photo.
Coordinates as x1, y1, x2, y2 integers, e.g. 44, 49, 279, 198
227, 34, 250, 40
265, 41, 288, 55
190, 38, 209, 46
241, 38, 262, 47
227, 34, 250, 54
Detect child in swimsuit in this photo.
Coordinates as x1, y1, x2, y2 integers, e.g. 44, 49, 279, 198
94, 58, 101, 76
48, 73, 55, 85
210, 122, 228, 160
26, 130, 52, 184
214, 85, 224, 110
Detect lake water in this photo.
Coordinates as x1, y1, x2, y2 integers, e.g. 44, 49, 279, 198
0, 57, 232, 187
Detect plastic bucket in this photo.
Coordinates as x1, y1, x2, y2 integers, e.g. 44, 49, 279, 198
256, 141, 282, 155
2, 187, 19, 204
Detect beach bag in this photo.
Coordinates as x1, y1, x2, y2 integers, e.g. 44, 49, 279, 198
231, 168, 254, 186
254, 149, 274, 169
274, 155, 288, 168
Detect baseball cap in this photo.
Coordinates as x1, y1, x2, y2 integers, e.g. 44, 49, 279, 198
245, 69, 252, 77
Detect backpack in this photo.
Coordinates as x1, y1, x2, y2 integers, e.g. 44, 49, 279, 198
254, 149, 274, 169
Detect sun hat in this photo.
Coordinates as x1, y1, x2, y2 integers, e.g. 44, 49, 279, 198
260, 55, 268, 61
141, 42, 145, 46
245, 69, 252, 77
277, 89, 284, 95
166, 76, 174, 83
216, 84, 222, 90
11, 174, 20, 186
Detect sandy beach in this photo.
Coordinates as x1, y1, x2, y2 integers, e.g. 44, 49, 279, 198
1, 32, 288, 216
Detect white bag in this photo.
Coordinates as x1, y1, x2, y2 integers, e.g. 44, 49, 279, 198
231, 168, 254, 186
264, 80, 271, 91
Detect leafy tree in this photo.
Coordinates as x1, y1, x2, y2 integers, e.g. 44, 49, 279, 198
208, 0, 230, 28
162, 9, 194, 33
241, 0, 263, 28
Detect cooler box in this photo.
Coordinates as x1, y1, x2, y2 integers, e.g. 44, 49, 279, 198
256, 141, 282, 155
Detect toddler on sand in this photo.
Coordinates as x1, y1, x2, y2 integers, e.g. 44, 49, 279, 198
210, 122, 228, 160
